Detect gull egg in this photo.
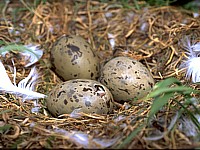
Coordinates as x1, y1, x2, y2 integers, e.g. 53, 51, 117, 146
99, 56, 155, 102
51, 35, 100, 81
47, 79, 114, 117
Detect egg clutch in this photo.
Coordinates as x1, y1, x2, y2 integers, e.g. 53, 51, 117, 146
47, 35, 155, 117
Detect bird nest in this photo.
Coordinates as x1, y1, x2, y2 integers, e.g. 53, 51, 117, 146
0, 0, 200, 149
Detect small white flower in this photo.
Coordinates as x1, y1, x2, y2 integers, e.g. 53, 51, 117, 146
180, 36, 200, 83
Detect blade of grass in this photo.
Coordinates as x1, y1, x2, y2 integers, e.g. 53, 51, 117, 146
116, 124, 145, 149
148, 86, 195, 98
133, 0, 140, 10
153, 77, 182, 90
148, 92, 174, 120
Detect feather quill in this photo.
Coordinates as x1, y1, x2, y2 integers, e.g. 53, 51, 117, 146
0, 61, 46, 100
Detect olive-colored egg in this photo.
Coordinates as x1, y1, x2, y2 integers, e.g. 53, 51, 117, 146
47, 79, 114, 117
51, 35, 100, 81
99, 56, 155, 102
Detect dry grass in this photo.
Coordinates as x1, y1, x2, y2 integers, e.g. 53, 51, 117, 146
0, 0, 200, 149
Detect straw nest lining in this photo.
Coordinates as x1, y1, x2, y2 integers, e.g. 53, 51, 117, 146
0, 1, 200, 149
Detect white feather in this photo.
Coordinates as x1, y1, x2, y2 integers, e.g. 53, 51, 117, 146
184, 57, 200, 83
22, 44, 43, 67
180, 37, 200, 83
53, 127, 120, 148
108, 33, 115, 50
0, 61, 46, 100
178, 114, 200, 137
0, 44, 43, 67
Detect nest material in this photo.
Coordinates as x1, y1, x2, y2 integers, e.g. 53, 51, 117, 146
0, 0, 200, 149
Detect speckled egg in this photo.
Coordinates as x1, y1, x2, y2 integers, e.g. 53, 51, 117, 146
51, 35, 100, 81
47, 79, 114, 117
99, 56, 155, 102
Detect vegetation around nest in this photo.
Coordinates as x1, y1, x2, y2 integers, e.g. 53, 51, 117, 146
0, 0, 200, 149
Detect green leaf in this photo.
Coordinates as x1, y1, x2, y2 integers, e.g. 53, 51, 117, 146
0, 124, 12, 134
0, 40, 7, 46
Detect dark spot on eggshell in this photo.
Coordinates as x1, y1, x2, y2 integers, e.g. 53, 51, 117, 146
90, 72, 94, 78
128, 65, 132, 69
118, 88, 130, 95
132, 60, 136, 65
72, 80, 90, 83
67, 35, 73, 39
53, 98, 58, 102
148, 81, 154, 88
78, 94, 83, 97
106, 99, 111, 108
67, 49, 72, 55
83, 87, 92, 92
116, 76, 123, 80
57, 90, 66, 98
64, 99, 68, 105
111, 72, 117, 75
96, 65, 99, 70
139, 84, 145, 90
84, 44, 88, 48
75, 98, 79, 103
104, 80, 108, 85
94, 84, 105, 92
73, 95, 79, 103
116, 60, 123, 66
125, 76, 129, 80
94, 85, 106, 98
